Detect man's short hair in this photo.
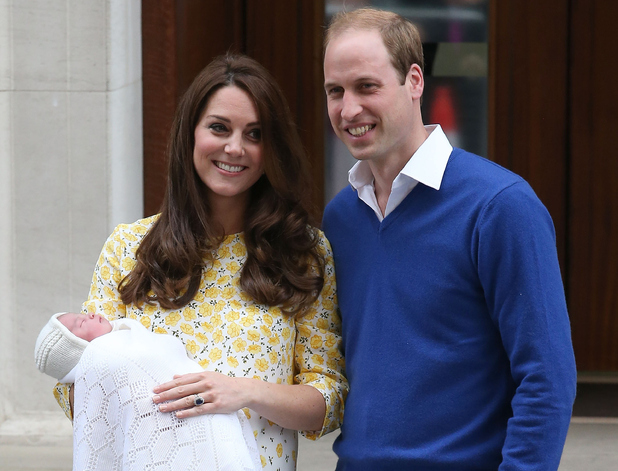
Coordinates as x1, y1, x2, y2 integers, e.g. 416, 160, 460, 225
324, 7, 424, 84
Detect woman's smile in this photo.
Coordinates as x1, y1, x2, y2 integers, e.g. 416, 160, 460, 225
214, 161, 246, 173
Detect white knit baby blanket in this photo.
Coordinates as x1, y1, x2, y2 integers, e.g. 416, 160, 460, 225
72, 319, 260, 471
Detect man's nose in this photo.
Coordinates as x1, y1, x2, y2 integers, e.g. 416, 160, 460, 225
341, 92, 362, 121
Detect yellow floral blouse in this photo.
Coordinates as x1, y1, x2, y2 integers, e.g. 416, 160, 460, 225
54, 215, 347, 471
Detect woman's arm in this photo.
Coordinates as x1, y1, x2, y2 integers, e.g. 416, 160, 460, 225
152, 373, 326, 431
52, 221, 139, 418
292, 233, 348, 438
53, 382, 74, 420
69, 384, 74, 417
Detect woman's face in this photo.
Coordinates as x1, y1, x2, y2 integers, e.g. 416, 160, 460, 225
193, 85, 264, 210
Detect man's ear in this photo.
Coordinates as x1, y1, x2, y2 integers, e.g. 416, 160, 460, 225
406, 63, 424, 100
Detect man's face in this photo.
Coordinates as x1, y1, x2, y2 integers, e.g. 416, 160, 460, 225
324, 28, 421, 166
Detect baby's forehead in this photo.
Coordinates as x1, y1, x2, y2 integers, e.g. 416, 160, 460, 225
58, 312, 81, 329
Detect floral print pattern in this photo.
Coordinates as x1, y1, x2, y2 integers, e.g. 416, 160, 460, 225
54, 215, 347, 470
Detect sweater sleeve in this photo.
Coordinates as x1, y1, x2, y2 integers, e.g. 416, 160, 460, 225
295, 232, 348, 440
476, 182, 576, 470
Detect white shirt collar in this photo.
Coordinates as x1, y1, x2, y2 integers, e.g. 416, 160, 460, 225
347, 124, 453, 221
398, 124, 452, 190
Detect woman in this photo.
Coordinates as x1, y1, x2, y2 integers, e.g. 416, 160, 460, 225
54, 54, 347, 470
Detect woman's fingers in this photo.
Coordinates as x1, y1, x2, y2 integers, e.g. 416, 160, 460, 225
152, 373, 200, 397
152, 373, 205, 413
151, 372, 224, 414
152, 372, 251, 416
155, 391, 209, 413
175, 401, 217, 418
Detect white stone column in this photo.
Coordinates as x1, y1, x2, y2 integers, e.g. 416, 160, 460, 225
0, 0, 12, 429
0, 0, 143, 444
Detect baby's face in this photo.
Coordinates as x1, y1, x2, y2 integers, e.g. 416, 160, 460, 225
59, 312, 112, 341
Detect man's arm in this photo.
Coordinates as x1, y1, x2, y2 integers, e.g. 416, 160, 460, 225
478, 182, 576, 470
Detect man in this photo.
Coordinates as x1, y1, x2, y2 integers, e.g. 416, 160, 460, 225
322, 7, 576, 471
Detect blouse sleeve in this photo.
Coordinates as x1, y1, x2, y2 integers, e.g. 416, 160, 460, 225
53, 383, 73, 420
80, 221, 139, 319
52, 221, 141, 419
294, 231, 348, 440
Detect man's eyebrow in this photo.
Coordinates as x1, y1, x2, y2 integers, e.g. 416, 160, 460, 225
324, 76, 381, 89
354, 75, 380, 84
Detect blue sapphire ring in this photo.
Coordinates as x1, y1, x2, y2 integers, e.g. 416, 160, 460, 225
193, 394, 205, 406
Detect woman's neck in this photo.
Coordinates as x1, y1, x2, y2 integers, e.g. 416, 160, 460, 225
208, 193, 248, 236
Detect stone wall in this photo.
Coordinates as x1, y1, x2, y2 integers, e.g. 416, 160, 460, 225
0, 0, 143, 443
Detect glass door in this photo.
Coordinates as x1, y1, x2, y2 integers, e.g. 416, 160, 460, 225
324, 0, 490, 203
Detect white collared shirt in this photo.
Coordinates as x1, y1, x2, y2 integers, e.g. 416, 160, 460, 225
348, 124, 453, 221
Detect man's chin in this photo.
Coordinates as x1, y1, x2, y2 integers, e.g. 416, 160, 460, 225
347, 147, 374, 161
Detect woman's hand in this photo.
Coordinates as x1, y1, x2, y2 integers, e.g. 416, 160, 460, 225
152, 371, 250, 418
152, 372, 326, 431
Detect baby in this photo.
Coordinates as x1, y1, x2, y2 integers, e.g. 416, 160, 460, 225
35, 312, 260, 471
35, 312, 112, 383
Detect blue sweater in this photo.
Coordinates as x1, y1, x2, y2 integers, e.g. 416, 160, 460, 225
322, 149, 576, 471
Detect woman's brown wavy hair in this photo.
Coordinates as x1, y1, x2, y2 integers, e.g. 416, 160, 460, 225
119, 54, 324, 316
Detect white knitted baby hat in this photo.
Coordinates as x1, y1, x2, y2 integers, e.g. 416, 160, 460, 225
34, 312, 89, 380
